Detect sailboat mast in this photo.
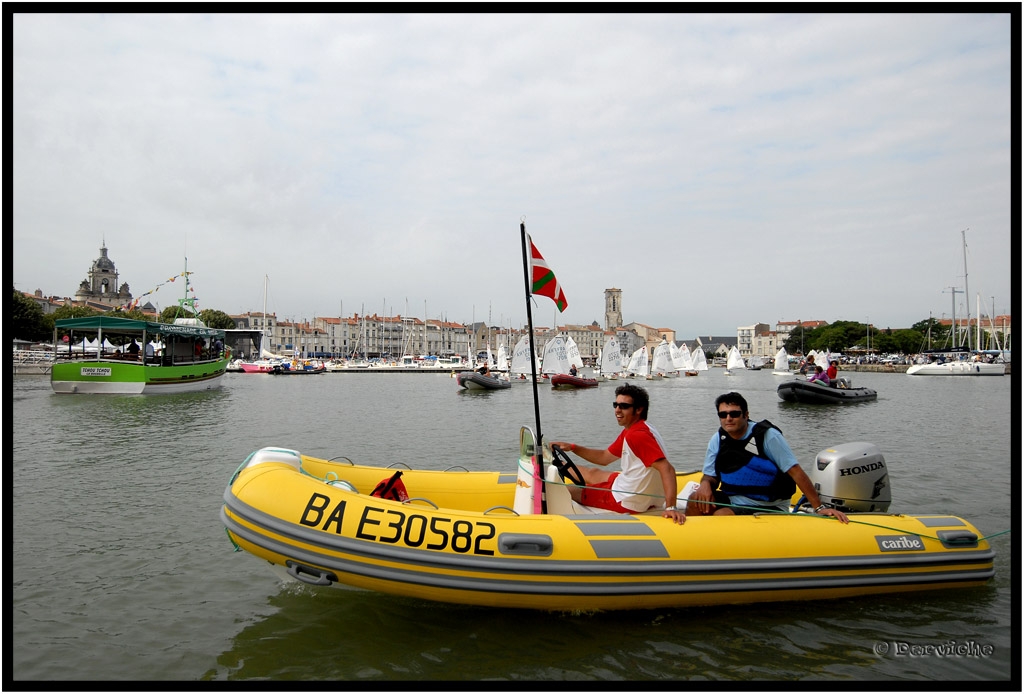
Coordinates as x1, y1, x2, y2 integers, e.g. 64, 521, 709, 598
262, 274, 268, 355
991, 297, 1000, 352
950, 288, 957, 349
961, 228, 970, 351
976, 294, 981, 353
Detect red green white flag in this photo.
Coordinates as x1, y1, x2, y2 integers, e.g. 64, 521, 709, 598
528, 234, 568, 312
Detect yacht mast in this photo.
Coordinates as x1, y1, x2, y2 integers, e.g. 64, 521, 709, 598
961, 228, 970, 350
976, 294, 981, 353
262, 274, 268, 356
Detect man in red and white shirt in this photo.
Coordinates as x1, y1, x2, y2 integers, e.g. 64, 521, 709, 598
552, 384, 685, 524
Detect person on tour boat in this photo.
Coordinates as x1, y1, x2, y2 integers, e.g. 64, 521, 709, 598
550, 384, 685, 524
686, 392, 848, 523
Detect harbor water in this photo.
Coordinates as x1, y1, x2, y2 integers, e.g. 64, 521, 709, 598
11, 369, 1015, 684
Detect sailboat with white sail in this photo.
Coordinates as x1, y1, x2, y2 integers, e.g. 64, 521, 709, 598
495, 343, 509, 373
510, 334, 542, 382
565, 336, 585, 374
772, 347, 792, 375
691, 347, 709, 372
649, 340, 673, 379
724, 346, 745, 375
674, 342, 699, 376
595, 336, 622, 382
625, 345, 649, 379
541, 336, 570, 378
550, 335, 598, 388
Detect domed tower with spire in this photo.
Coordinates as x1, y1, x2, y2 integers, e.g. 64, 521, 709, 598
74, 240, 133, 308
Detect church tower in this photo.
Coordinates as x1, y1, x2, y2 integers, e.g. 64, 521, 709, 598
604, 288, 622, 331
75, 241, 132, 308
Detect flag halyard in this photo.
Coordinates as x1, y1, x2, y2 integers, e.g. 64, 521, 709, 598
528, 234, 568, 312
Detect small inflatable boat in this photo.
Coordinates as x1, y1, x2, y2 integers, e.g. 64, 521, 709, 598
221, 432, 993, 611
550, 373, 599, 389
456, 371, 511, 390
777, 377, 877, 404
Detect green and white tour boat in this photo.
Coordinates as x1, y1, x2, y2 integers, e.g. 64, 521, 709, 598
50, 271, 228, 394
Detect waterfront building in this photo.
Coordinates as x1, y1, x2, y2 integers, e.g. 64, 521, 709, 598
751, 330, 783, 359
737, 323, 770, 359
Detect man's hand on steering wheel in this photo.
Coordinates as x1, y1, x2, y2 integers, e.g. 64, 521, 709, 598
550, 444, 585, 486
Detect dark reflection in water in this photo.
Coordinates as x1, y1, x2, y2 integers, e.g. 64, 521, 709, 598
204, 580, 1003, 682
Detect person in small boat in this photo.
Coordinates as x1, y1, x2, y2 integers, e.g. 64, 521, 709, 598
807, 365, 830, 386
569, 364, 578, 377
798, 354, 815, 374
826, 360, 838, 383
477, 365, 491, 377
687, 392, 848, 522
550, 384, 685, 524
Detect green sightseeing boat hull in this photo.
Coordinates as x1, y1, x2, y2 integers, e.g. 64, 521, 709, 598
51, 358, 228, 394
51, 315, 228, 395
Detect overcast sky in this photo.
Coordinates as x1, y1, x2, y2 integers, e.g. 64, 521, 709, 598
12, 12, 1015, 336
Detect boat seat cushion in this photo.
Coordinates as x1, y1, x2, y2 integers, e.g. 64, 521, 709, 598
545, 465, 604, 516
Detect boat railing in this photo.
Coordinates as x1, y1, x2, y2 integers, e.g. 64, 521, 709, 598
51, 350, 224, 365
13, 349, 56, 364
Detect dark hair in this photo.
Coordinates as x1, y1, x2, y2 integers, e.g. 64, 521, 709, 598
614, 383, 650, 420
714, 391, 748, 414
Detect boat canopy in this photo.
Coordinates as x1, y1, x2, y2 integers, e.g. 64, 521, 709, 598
55, 315, 225, 338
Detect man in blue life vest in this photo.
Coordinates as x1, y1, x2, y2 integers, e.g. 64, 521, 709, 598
687, 392, 849, 522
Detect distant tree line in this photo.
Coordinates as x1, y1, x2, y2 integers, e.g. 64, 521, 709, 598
781, 318, 1005, 355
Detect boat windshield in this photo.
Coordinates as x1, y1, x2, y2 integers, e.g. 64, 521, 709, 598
519, 426, 536, 460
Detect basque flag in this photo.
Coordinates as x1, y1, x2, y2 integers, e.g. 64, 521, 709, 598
527, 235, 568, 312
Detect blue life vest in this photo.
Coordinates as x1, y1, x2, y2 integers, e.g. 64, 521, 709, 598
714, 420, 796, 502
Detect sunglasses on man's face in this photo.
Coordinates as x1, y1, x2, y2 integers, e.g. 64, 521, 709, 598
717, 410, 744, 419
612, 402, 634, 410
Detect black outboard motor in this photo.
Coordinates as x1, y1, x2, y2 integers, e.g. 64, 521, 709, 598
809, 442, 891, 513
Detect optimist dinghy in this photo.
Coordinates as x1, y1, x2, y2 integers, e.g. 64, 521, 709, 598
221, 430, 994, 611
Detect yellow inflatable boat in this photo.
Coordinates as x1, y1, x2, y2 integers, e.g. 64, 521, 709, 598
221, 427, 995, 611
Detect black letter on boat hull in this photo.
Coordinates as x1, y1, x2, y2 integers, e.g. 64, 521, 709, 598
300, 493, 331, 527
323, 500, 346, 534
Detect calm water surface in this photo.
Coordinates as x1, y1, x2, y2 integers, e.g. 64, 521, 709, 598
11, 369, 1016, 684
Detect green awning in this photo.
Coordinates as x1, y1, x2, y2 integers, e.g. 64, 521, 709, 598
55, 315, 224, 338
